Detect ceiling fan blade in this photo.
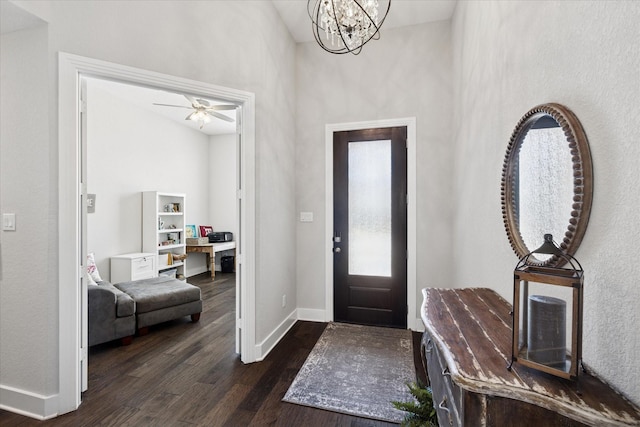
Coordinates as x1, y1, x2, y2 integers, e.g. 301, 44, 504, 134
205, 105, 237, 111
209, 111, 235, 123
196, 98, 210, 107
153, 103, 192, 109
185, 112, 197, 121
184, 94, 199, 107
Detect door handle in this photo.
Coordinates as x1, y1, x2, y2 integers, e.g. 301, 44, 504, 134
333, 247, 341, 253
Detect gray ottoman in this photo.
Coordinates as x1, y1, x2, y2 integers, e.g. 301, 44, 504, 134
115, 276, 202, 335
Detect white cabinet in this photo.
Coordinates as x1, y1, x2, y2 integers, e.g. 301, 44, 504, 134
110, 252, 157, 283
142, 191, 187, 280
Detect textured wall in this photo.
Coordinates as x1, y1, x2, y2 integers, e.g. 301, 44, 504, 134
1, 0, 296, 404
0, 24, 58, 397
295, 22, 453, 317
451, 0, 640, 405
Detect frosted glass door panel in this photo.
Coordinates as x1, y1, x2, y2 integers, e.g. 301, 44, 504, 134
348, 140, 391, 277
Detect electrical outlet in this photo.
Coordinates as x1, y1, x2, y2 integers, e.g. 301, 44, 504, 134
282, 294, 286, 308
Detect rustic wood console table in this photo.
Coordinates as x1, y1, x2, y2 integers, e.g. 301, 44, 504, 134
420, 287, 640, 426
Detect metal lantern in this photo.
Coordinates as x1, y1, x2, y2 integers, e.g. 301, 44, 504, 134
508, 234, 584, 381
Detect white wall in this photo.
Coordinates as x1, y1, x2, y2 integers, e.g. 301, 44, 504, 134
1, 0, 296, 416
86, 79, 211, 280
1, 23, 59, 399
295, 22, 453, 318
451, 0, 640, 405
4, 0, 638, 418
208, 133, 237, 270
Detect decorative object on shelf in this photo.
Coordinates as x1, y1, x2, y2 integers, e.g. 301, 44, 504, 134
171, 253, 187, 262
508, 234, 584, 382
307, 0, 391, 55
186, 237, 209, 245
185, 224, 197, 238
501, 103, 593, 268
199, 225, 213, 237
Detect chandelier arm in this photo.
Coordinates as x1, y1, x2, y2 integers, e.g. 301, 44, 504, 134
307, 0, 391, 55
309, 0, 344, 54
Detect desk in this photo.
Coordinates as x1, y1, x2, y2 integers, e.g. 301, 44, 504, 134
186, 241, 236, 279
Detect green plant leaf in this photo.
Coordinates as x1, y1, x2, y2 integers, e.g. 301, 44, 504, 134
391, 382, 438, 426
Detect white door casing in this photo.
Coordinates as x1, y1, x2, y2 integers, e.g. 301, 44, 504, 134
324, 118, 417, 330
58, 52, 257, 414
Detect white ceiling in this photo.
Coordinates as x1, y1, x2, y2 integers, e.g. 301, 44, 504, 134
272, 0, 457, 43
3, 0, 457, 136
0, 1, 45, 34
88, 79, 237, 136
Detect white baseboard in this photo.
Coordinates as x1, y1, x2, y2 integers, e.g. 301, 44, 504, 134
185, 265, 208, 278
254, 309, 297, 361
251, 311, 423, 363
296, 308, 326, 322
411, 317, 425, 332
0, 384, 58, 420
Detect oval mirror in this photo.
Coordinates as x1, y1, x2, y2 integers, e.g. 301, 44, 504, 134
501, 103, 593, 267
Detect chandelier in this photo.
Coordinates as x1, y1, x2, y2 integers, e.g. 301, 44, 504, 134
308, 0, 391, 55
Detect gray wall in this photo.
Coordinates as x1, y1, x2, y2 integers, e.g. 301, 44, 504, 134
1, 23, 58, 397
0, 0, 296, 408
2, 0, 639, 415
450, 0, 640, 404
295, 21, 454, 317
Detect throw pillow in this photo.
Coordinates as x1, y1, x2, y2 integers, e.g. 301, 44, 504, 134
86, 272, 97, 286
87, 252, 103, 284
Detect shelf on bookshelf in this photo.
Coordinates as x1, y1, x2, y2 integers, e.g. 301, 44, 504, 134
158, 261, 184, 271
158, 243, 184, 250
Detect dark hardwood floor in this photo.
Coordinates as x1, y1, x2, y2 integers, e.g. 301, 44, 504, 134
0, 273, 426, 426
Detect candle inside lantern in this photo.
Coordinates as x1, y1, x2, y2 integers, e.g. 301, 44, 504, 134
527, 295, 566, 368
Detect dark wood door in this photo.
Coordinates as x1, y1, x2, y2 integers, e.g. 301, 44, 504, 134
333, 126, 407, 328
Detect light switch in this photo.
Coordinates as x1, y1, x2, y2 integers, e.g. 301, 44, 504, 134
300, 212, 314, 222
3, 213, 16, 231
87, 194, 96, 213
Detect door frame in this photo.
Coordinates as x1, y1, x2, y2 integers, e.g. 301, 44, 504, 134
324, 118, 417, 329
58, 52, 257, 414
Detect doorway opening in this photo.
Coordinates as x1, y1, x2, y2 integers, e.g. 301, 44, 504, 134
324, 118, 417, 330
333, 127, 408, 328
58, 53, 257, 414
81, 74, 240, 380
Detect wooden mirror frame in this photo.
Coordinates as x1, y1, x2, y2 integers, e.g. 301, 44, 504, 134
501, 103, 593, 267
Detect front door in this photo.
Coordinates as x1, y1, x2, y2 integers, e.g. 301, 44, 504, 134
333, 126, 407, 328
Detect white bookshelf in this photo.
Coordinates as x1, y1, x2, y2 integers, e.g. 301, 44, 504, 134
142, 191, 187, 280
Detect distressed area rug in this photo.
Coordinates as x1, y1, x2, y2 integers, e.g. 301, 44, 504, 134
282, 322, 415, 423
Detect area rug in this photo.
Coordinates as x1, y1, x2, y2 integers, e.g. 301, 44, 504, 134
282, 322, 415, 423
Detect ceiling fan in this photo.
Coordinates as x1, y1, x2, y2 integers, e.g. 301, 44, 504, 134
153, 95, 236, 129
